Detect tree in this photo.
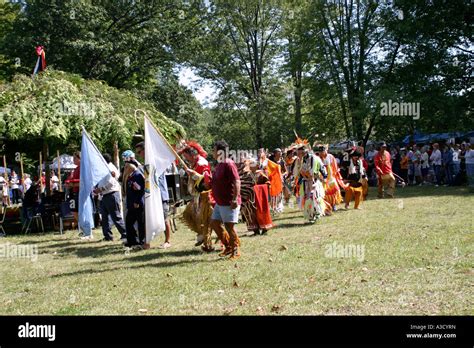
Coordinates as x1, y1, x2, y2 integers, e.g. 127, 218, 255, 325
0, 0, 20, 82
186, 0, 283, 148
2, 0, 206, 88
0, 69, 185, 193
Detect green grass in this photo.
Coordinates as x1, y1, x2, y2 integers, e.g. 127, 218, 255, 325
0, 186, 473, 315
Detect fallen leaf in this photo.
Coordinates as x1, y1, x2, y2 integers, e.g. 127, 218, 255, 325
271, 304, 282, 313
234, 263, 239, 268
138, 308, 148, 313
166, 273, 173, 277
240, 299, 246, 306
308, 277, 315, 283
233, 280, 239, 288
269, 258, 274, 262
217, 289, 225, 294
256, 306, 264, 313
223, 307, 235, 315
279, 245, 288, 251
362, 267, 369, 272
361, 279, 368, 283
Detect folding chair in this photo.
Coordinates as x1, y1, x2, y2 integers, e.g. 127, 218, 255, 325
0, 205, 6, 236
59, 201, 76, 234
22, 207, 44, 234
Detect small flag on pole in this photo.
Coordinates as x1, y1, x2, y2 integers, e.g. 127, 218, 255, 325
144, 117, 176, 242
32, 46, 46, 76
78, 128, 111, 235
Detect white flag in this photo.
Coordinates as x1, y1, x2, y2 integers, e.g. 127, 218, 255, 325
144, 117, 176, 242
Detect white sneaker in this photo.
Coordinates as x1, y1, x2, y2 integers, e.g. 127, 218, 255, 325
80, 235, 94, 240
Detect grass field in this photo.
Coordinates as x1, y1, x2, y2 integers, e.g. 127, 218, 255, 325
0, 186, 472, 315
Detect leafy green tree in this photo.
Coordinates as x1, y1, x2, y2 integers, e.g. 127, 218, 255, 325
0, 0, 20, 82
0, 69, 185, 192
2, 0, 206, 88
187, 0, 283, 148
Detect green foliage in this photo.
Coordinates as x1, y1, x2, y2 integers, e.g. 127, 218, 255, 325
0, 0, 471, 150
0, 0, 21, 82
2, 0, 206, 88
0, 69, 185, 151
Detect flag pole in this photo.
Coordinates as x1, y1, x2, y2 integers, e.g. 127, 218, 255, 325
57, 150, 62, 192
3, 155, 10, 205
39, 151, 43, 189
20, 154, 25, 192
135, 109, 189, 171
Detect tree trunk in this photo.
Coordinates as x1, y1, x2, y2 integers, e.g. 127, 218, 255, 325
255, 100, 263, 148
294, 84, 302, 135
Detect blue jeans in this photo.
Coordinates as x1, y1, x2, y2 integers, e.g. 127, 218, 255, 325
466, 163, 474, 188
433, 165, 442, 185
445, 164, 453, 184
451, 163, 460, 177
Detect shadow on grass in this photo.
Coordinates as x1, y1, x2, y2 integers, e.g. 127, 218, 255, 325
52, 244, 126, 258
274, 222, 311, 229
126, 248, 203, 262
365, 185, 471, 199
50, 258, 217, 278
4, 235, 71, 243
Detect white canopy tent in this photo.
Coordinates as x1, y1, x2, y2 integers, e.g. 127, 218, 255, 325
40, 154, 77, 171
0, 166, 11, 175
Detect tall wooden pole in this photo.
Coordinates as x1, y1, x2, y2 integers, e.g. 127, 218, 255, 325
2, 155, 7, 181
20, 154, 25, 192
43, 141, 51, 196
39, 151, 43, 190
57, 150, 62, 192
3, 155, 10, 205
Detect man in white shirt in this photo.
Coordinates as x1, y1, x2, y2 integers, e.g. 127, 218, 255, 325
430, 143, 442, 186
50, 171, 59, 191
465, 143, 474, 191
95, 153, 126, 242
420, 147, 430, 184
451, 144, 461, 180
10, 170, 20, 204
24, 174, 32, 191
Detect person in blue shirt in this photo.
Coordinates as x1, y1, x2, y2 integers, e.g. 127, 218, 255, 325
125, 162, 145, 248
442, 144, 454, 185
134, 142, 173, 250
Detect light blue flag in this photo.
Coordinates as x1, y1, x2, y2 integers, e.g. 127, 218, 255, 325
78, 128, 112, 236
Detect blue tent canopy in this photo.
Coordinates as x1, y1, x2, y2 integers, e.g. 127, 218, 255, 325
402, 131, 473, 144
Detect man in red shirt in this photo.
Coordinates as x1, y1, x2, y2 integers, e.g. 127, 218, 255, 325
374, 142, 396, 198
187, 140, 241, 260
